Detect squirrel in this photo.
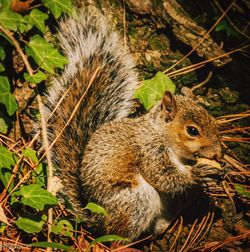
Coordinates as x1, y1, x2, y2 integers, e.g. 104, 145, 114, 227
46, 10, 224, 241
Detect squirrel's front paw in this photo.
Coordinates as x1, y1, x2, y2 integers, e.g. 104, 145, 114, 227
154, 217, 170, 236
192, 164, 227, 188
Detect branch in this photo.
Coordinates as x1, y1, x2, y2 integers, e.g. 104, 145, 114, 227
0, 24, 33, 75
191, 71, 213, 92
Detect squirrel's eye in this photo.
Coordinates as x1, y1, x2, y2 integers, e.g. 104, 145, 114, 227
186, 126, 199, 137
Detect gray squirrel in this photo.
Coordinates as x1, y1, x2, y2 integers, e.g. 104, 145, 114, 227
46, 10, 223, 240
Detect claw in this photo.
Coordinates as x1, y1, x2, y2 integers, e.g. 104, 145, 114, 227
192, 163, 228, 188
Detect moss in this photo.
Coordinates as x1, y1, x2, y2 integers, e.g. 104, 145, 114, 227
218, 87, 239, 104
108, 0, 122, 8
148, 33, 170, 51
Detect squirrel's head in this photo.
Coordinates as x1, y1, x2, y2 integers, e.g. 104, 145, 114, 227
158, 92, 222, 161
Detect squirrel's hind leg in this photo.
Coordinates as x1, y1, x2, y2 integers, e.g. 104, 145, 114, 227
103, 175, 162, 241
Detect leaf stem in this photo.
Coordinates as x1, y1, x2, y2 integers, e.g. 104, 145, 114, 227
0, 24, 33, 75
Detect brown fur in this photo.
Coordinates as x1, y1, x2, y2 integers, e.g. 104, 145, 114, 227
47, 12, 222, 241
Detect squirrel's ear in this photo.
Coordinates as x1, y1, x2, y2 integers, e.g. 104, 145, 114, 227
161, 91, 177, 121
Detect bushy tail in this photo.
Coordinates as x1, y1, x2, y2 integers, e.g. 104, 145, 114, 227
46, 11, 138, 211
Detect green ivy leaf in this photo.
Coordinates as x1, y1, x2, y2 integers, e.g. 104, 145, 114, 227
0, 223, 7, 234
0, 63, 5, 72
0, 117, 8, 134
42, 0, 73, 19
26, 35, 68, 74
51, 219, 73, 237
0, 76, 10, 92
18, 23, 27, 34
0, 0, 10, 10
135, 71, 176, 111
0, 110, 12, 134
29, 9, 48, 33
19, 184, 58, 210
215, 19, 238, 37
15, 214, 47, 233
0, 146, 16, 190
32, 163, 46, 186
0, 167, 12, 189
0, 93, 18, 116
85, 202, 108, 216
0, 47, 5, 60
0, 9, 23, 31
234, 184, 250, 198
0, 146, 16, 168
10, 190, 20, 205
90, 235, 127, 245
22, 148, 46, 186
24, 71, 47, 84
215, 19, 227, 32
0, 76, 18, 116
22, 147, 38, 162
30, 242, 71, 250
18, 16, 32, 33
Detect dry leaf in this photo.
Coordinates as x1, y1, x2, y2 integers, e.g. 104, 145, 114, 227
0, 204, 9, 225
11, 0, 34, 13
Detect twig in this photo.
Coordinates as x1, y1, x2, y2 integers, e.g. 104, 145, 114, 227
72, 227, 111, 251
213, 0, 250, 40
0, 237, 36, 250
111, 235, 152, 252
27, 77, 78, 149
194, 211, 215, 248
0, 133, 16, 143
7, 140, 21, 152
218, 110, 250, 119
27, 131, 40, 148
217, 110, 250, 124
220, 126, 250, 134
2, 158, 37, 205
191, 71, 213, 92
169, 64, 205, 78
187, 212, 211, 250
210, 231, 250, 251
167, 44, 249, 77
164, 0, 236, 73
223, 154, 248, 173
46, 79, 76, 122
71, 236, 84, 252
136, 44, 248, 89
168, 218, 181, 235
0, 24, 33, 75
243, 21, 250, 34
222, 181, 236, 213
221, 137, 250, 143
0, 157, 23, 203
169, 216, 183, 251
179, 218, 198, 252
36, 95, 53, 250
